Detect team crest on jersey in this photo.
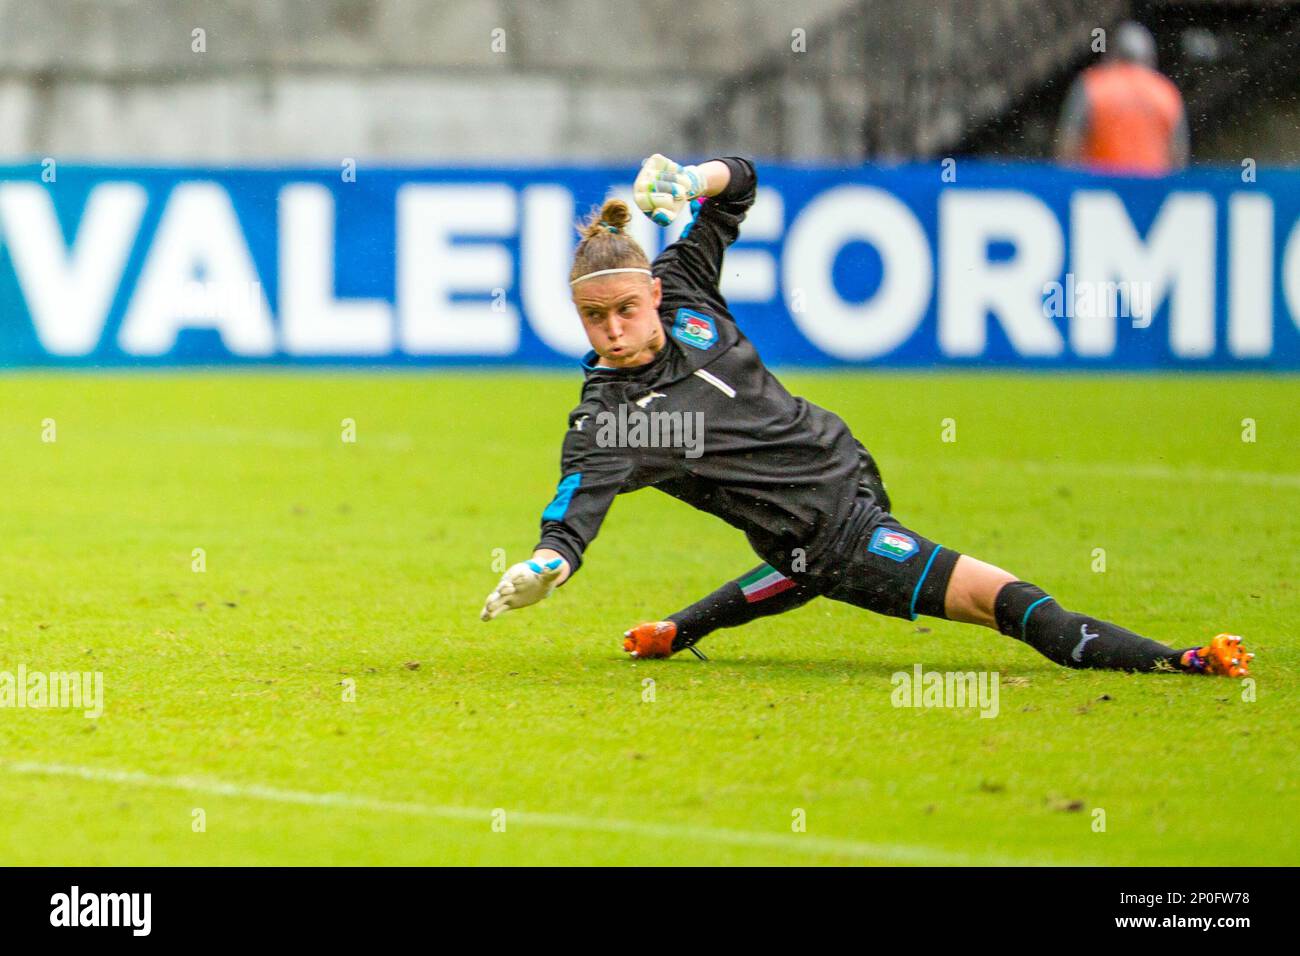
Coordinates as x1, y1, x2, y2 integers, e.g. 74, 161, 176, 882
672, 308, 717, 350
868, 527, 918, 562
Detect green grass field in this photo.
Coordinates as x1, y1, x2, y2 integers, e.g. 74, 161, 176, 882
0, 370, 1296, 866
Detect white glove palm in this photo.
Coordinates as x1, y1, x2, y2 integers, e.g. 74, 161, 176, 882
633, 153, 709, 226
480, 558, 565, 621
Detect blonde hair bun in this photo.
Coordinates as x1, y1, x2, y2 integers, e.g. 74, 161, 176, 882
570, 197, 650, 284
582, 198, 633, 239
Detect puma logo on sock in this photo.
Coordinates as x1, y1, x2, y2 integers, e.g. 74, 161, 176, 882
1072, 623, 1100, 662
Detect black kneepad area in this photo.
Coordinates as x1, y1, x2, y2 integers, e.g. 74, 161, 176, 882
993, 581, 1053, 639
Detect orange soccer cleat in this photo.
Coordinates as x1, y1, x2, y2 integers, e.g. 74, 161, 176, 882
1180, 633, 1254, 678
622, 621, 682, 659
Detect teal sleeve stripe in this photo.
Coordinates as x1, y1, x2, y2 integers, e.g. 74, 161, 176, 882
541, 473, 582, 522
908, 546, 942, 621
1021, 595, 1053, 637
679, 197, 703, 239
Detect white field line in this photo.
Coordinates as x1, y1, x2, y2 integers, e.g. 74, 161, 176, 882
120, 426, 415, 451
144, 441, 1300, 489
55, 427, 1300, 488
894, 457, 1300, 490
5, 760, 1069, 867
202, 426, 415, 451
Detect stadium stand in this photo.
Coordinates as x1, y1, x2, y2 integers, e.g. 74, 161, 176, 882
686, 0, 1299, 163
0, 0, 1294, 163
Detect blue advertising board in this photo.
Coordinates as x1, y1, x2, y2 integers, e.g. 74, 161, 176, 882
1, 160, 1297, 368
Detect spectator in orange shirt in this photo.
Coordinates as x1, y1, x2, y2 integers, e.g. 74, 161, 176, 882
1056, 21, 1190, 174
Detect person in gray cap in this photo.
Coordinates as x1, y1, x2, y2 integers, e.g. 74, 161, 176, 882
1057, 21, 1190, 174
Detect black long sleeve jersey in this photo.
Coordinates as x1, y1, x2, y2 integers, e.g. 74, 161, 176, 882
535, 157, 887, 581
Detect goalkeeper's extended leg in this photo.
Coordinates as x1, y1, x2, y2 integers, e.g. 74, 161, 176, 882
949, 555, 1253, 676
622, 563, 821, 659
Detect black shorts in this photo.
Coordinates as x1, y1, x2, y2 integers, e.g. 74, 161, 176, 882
815, 500, 960, 621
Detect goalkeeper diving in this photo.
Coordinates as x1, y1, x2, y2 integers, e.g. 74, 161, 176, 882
480, 153, 1252, 678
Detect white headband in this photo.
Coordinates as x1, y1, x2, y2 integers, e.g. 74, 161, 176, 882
570, 267, 653, 286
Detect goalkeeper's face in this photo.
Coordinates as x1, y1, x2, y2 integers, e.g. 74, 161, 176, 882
573, 274, 665, 368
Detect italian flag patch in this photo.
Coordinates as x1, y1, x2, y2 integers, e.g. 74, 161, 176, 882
739, 565, 797, 603
867, 527, 918, 562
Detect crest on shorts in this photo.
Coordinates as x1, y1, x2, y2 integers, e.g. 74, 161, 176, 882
868, 527, 917, 562
672, 308, 717, 350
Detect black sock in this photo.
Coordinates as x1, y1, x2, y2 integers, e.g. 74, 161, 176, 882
668, 564, 821, 651
993, 581, 1186, 672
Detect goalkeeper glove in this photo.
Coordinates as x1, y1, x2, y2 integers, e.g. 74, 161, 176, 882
633, 153, 709, 226
480, 558, 565, 621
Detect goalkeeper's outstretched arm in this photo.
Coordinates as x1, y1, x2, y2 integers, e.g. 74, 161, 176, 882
633, 154, 733, 225
638, 154, 757, 315
479, 551, 571, 622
